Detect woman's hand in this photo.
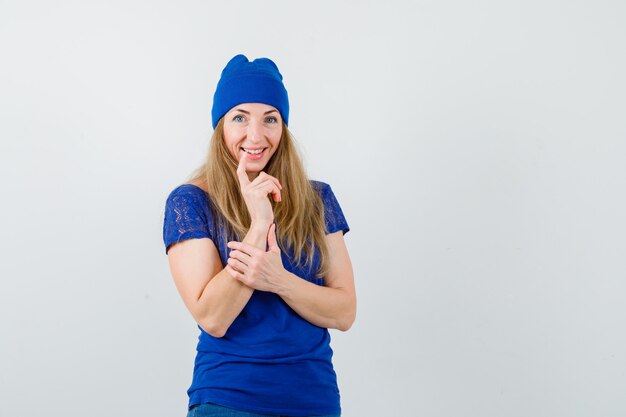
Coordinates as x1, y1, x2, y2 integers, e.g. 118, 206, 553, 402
236, 154, 282, 226
225, 223, 289, 293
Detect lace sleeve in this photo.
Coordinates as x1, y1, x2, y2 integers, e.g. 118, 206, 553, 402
162, 185, 213, 254
315, 181, 350, 235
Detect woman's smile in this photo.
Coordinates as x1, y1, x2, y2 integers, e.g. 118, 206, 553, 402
241, 146, 268, 155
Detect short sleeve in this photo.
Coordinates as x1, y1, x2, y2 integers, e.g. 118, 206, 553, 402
163, 185, 213, 254
314, 181, 350, 235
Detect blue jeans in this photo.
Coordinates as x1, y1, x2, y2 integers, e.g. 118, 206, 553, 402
187, 402, 341, 417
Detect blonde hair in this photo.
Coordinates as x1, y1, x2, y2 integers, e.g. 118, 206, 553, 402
186, 119, 329, 278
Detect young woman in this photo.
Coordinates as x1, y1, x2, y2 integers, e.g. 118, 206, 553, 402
163, 54, 356, 417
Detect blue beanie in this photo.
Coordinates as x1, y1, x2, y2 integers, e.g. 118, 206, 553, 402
211, 54, 289, 129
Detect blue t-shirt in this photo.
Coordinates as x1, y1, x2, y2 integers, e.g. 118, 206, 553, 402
162, 180, 349, 416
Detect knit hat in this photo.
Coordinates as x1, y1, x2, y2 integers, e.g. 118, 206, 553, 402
211, 54, 289, 129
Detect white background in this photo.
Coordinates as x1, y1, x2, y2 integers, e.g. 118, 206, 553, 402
1, 1, 625, 416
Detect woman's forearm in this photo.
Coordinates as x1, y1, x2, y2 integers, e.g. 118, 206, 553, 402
275, 272, 356, 331
197, 223, 269, 337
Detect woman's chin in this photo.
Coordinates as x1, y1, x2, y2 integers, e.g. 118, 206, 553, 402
241, 160, 268, 171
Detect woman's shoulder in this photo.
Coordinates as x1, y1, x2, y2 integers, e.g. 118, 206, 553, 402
170, 181, 207, 194
310, 180, 343, 201
165, 182, 210, 207
309, 179, 341, 207
309, 179, 331, 193
309, 180, 349, 234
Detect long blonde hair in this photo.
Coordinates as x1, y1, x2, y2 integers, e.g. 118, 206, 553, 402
186, 119, 329, 278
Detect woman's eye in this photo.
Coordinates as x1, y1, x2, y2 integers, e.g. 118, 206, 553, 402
233, 115, 245, 122
265, 116, 277, 123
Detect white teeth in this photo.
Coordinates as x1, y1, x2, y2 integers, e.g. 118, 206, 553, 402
244, 148, 264, 155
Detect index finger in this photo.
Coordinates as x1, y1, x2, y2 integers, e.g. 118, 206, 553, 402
236, 152, 250, 186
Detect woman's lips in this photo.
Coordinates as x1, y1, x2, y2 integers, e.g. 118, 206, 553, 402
241, 147, 267, 160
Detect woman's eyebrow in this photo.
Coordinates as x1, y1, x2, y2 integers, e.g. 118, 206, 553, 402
233, 108, 278, 115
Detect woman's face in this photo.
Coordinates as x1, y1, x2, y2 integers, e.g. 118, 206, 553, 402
223, 102, 282, 178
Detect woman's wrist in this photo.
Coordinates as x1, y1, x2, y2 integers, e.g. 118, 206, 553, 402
274, 270, 297, 298
249, 220, 272, 233
248, 220, 272, 240
245, 221, 271, 246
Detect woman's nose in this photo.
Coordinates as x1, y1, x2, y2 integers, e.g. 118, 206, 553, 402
247, 121, 262, 142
